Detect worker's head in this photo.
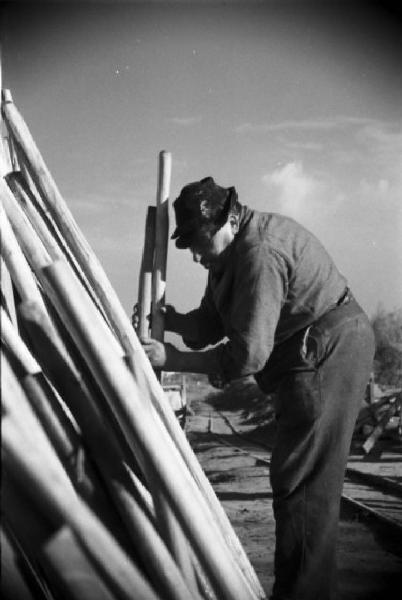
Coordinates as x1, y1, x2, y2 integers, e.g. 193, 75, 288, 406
171, 177, 240, 269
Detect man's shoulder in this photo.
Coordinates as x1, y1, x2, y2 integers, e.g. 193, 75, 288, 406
237, 208, 309, 249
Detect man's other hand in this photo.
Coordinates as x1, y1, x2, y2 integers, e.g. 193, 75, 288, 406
141, 338, 179, 369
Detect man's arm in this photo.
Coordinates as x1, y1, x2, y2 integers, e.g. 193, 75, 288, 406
143, 243, 287, 384
141, 339, 217, 374
165, 284, 224, 350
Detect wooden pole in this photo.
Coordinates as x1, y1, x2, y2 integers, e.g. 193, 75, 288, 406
2, 361, 162, 600
1, 179, 124, 358
138, 206, 156, 339
129, 347, 266, 599
0, 258, 18, 328
0, 201, 47, 311
2, 92, 264, 598
1, 90, 133, 358
138, 175, 199, 593
151, 150, 171, 343
5, 170, 110, 325
15, 299, 196, 600
0, 307, 41, 375
41, 525, 118, 600
40, 258, 258, 600
2, 421, 162, 600
1, 177, 51, 270
1, 524, 51, 600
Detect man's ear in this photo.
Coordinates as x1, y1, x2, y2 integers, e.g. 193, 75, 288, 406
229, 214, 239, 234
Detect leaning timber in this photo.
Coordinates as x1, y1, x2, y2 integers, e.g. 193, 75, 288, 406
0, 87, 266, 600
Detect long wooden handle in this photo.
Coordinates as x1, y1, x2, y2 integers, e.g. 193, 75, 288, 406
151, 150, 171, 342
138, 206, 156, 339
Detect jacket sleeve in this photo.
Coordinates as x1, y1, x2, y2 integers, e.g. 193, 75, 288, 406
181, 283, 225, 350
206, 242, 288, 380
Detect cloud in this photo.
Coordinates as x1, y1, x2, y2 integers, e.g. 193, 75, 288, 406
235, 116, 370, 135
167, 116, 202, 127
262, 161, 319, 219
280, 140, 324, 152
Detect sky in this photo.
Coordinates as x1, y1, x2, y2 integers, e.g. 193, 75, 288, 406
1, 0, 401, 327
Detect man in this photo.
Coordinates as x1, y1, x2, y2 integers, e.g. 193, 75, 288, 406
140, 176, 375, 600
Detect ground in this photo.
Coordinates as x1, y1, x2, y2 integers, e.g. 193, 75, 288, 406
185, 375, 402, 599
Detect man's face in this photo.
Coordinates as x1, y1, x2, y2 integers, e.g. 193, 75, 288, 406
189, 221, 234, 270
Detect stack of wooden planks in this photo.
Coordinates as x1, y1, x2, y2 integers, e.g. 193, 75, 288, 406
0, 89, 266, 600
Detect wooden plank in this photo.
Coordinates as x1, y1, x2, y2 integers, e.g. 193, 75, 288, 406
362, 402, 397, 454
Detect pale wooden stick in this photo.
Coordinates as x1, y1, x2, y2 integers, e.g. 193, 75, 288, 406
110, 478, 201, 600
151, 150, 171, 342
0, 201, 47, 310
1, 307, 79, 479
1, 179, 123, 358
2, 92, 264, 597
0, 178, 51, 270
139, 196, 199, 592
6, 170, 110, 325
151, 477, 200, 597
15, 298, 197, 600
0, 257, 18, 327
41, 525, 118, 600
2, 421, 162, 600
2, 91, 131, 357
6, 171, 64, 260
130, 348, 266, 599
138, 206, 156, 339
1, 306, 41, 375
40, 259, 258, 600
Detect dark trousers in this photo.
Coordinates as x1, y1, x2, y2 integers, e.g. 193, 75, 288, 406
260, 298, 375, 600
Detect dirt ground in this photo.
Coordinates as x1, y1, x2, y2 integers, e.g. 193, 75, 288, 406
185, 375, 402, 600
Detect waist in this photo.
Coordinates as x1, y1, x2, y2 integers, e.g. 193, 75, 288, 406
255, 289, 365, 393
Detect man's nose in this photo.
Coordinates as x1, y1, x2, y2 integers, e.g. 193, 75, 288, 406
192, 251, 201, 263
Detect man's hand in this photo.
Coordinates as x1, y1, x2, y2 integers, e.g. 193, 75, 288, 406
131, 303, 142, 332
141, 338, 179, 369
131, 303, 178, 334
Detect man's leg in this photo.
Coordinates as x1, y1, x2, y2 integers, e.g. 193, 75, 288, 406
270, 309, 375, 600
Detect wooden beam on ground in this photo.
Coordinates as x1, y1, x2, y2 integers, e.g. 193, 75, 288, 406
362, 400, 397, 454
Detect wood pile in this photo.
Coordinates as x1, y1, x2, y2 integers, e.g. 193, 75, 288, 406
0, 88, 266, 600
355, 377, 402, 455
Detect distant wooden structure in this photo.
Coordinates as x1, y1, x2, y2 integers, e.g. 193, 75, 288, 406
355, 374, 402, 454
0, 86, 266, 600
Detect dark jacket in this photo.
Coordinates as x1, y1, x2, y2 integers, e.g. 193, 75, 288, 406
181, 206, 347, 383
